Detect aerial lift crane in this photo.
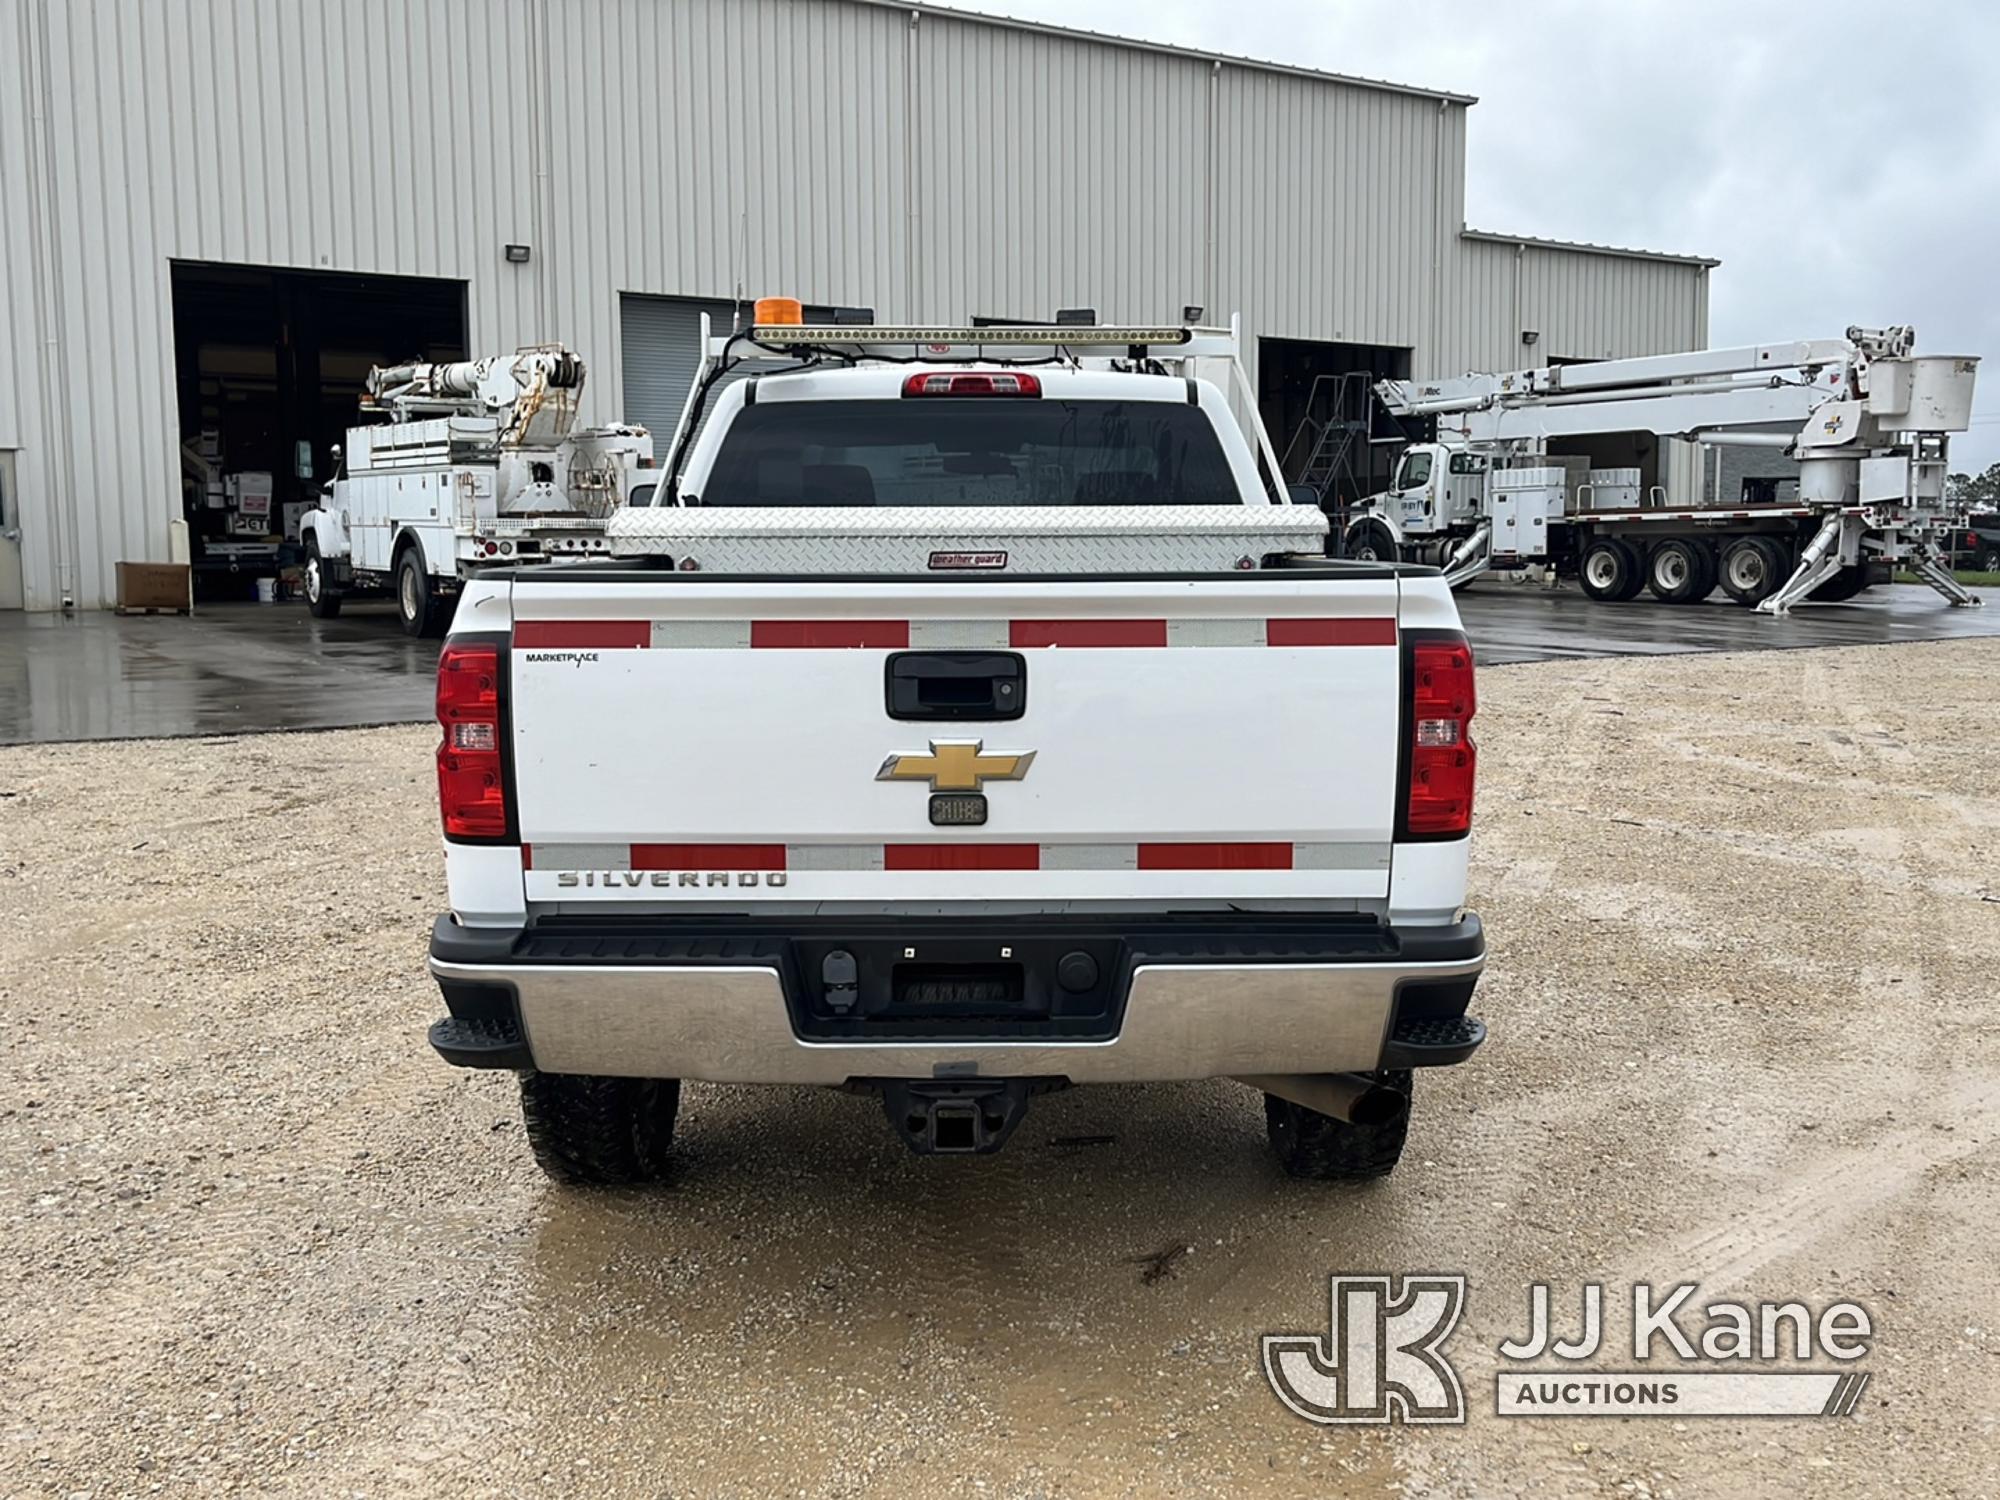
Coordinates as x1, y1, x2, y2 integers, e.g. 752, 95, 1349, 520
299, 346, 654, 635
1348, 327, 1980, 614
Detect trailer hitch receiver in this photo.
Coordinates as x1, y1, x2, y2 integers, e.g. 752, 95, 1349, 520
878, 1078, 1039, 1155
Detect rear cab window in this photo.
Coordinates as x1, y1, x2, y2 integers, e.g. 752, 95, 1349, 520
699, 398, 1241, 507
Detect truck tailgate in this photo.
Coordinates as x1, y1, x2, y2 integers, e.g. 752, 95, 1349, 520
506, 575, 1403, 905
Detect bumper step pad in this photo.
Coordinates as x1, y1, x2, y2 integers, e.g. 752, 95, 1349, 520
428, 1014, 534, 1070
1383, 1013, 1486, 1068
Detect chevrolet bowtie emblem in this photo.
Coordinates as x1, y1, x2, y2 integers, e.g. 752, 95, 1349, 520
877, 739, 1036, 792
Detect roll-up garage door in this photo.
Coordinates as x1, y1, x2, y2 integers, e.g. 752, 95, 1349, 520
621, 293, 835, 472
620, 294, 737, 453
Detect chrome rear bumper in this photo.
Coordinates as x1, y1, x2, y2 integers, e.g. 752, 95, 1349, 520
427, 913, 1484, 1084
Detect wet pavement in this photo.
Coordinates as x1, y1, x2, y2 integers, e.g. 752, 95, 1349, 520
0, 602, 438, 744
1455, 577, 1999, 664
0, 583, 1994, 743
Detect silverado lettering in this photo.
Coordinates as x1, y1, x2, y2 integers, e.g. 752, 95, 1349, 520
553, 871, 786, 888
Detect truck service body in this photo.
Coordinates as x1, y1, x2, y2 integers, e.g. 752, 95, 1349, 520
425, 314, 1485, 1179
301, 347, 654, 636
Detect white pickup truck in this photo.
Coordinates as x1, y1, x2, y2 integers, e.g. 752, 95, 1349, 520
424, 316, 1485, 1183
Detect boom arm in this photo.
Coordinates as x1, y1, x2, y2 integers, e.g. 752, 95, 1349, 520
363, 345, 587, 448
1372, 326, 1961, 452
1369, 324, 1982, 616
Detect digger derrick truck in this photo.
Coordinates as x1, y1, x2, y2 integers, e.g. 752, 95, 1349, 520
1342, 327, 1981, 615
300, 346, 654, 635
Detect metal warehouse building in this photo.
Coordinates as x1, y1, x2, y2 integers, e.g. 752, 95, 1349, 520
0, 0, 1715, 612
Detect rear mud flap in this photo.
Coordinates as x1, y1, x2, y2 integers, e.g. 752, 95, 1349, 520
878, 1078, 1041, 1155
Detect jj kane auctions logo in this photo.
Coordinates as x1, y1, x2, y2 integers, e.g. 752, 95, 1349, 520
1265, 1276, 1873, 1424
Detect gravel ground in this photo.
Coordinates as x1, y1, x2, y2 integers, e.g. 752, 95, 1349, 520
3, 638, 1997, 1498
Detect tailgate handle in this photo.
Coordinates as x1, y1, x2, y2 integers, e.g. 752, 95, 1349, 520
886, 652, 1026, 721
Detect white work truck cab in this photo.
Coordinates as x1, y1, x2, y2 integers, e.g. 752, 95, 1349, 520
1348, 442, 1489, 563
422, 312, 1486, 1184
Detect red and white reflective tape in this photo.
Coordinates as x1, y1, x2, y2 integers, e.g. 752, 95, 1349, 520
514, 617, 1396, 651
514, 620, 653, 649
522, 840, 1389, 873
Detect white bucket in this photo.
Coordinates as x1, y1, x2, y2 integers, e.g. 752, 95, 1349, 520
255, 577, 278, 603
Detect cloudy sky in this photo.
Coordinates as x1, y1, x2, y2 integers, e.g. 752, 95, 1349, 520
968, 0, 2000, 474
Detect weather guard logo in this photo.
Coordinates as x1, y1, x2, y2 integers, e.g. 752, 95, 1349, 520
1263, 1274, 1467, 1425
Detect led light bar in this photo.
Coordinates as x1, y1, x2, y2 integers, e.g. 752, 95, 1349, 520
750, 324, 1193, 347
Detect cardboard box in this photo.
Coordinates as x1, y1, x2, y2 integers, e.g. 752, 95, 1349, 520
237, 489, 272, 517
229, 512, 271, 536
116, 562, 191, 612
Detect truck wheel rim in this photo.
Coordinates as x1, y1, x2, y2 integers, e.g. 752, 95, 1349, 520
305, 557, 321, 603
1585, 551, 1618, 589
1726, 550, 1763, 591
401, 567, 419, 620
1657, 553, 1688, 589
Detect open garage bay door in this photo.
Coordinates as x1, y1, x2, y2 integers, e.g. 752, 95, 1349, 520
1258, 337, 1418, 526
170, 262, 467, 604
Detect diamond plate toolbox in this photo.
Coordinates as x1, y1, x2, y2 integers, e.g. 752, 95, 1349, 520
604, 504, 1330, 573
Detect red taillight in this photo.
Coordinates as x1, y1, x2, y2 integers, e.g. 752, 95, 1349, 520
437, 641, 507, 838
901, 371, 1042, 398
1405, 635, 1476, 837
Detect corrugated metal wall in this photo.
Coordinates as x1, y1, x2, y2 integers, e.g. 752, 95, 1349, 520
1, 0, 1709, 609
536, 0, 918, 402
1215, 70, 1466, 356
1447, 235, 1710, 501
1446, 238, 1711, 374
2, 0, 58, 592
0, 0, 555, 610
0, 1, 31, 459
